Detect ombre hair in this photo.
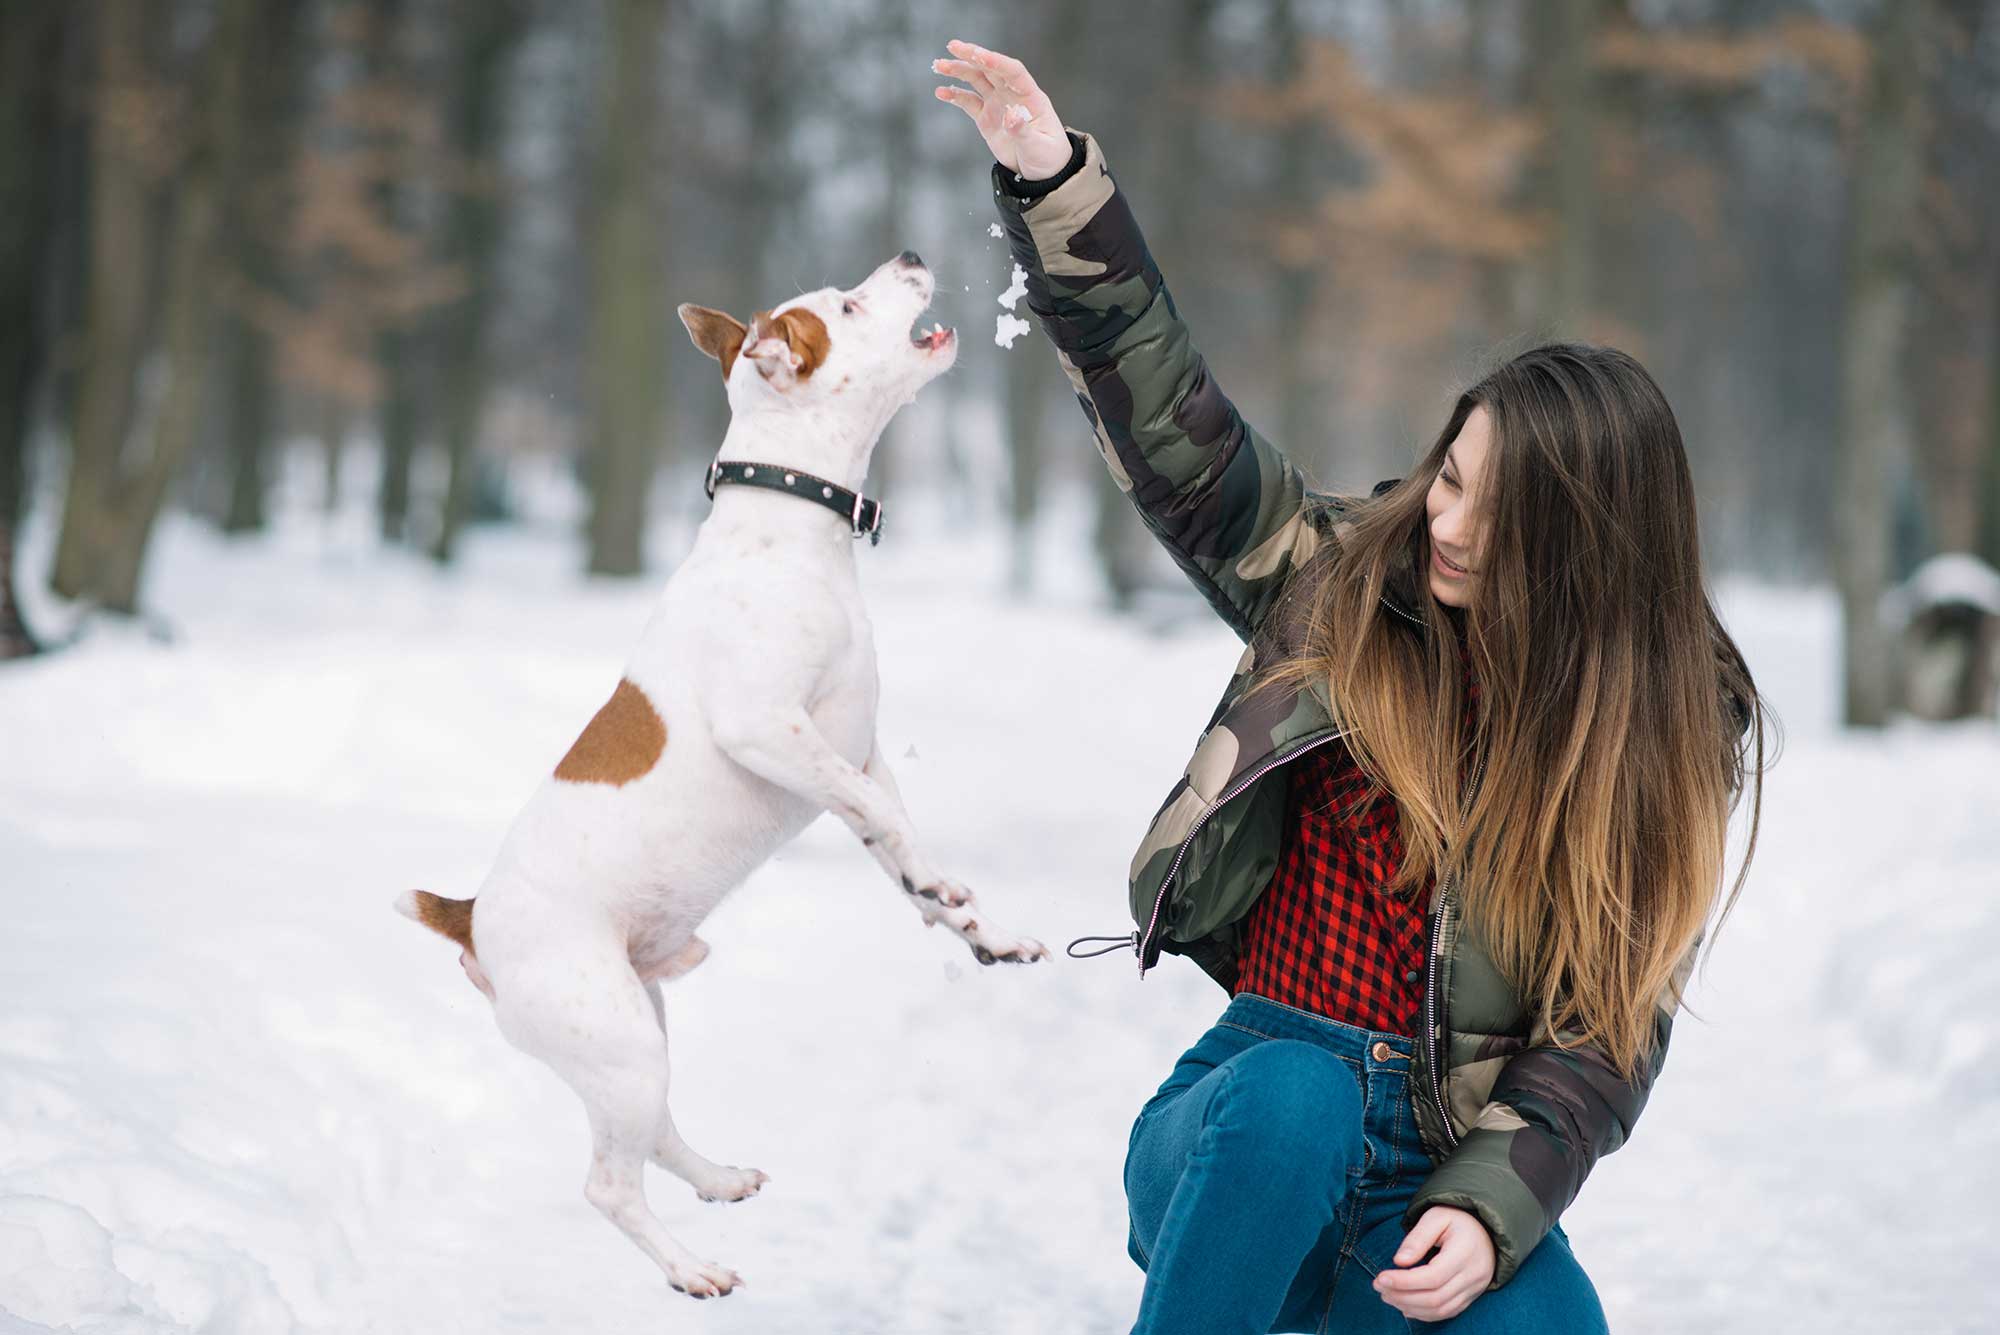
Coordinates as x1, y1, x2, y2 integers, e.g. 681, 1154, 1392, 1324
1263, 343, 1773, 1081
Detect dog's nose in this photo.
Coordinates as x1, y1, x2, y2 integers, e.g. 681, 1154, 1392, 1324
896, 249, 925, 269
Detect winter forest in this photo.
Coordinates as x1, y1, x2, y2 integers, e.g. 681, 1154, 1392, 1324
2, 1, 1997, 1332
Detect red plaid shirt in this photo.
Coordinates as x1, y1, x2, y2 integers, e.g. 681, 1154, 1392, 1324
1234, 623, 1480, 1035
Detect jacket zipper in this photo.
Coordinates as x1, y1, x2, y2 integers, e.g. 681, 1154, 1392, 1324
1424, 745, 1488, 1151
1136, 728, 1348, 977
1133, 590, 1415, 974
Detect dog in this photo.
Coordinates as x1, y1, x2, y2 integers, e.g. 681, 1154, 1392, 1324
396, 250, 1048, 1300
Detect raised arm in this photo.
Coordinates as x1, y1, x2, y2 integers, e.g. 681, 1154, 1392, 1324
935, 40, 1320, 642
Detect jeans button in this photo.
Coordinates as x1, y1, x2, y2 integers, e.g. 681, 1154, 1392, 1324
1371, 1041, 1393, 1062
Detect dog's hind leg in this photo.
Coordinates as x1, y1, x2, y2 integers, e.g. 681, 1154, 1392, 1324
643, 982, 769, 1204
503, 968, 742, 1299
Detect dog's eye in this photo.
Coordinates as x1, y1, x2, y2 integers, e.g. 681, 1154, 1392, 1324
841, 299, 856, 316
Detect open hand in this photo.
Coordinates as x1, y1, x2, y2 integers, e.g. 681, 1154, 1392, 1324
1372, 1205, 1496, 1322
930, 39, 1072, 181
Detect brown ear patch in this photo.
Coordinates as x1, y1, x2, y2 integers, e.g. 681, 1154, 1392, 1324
555, 678, 667, 786
748, 306, 831, 381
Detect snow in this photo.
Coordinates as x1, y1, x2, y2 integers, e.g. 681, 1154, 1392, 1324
993, 263, 1033, 350
2, 497, 1996, 1333
996, 262, 1028, 312
992, 314, 1032, 351
1880, 552, 2000, 625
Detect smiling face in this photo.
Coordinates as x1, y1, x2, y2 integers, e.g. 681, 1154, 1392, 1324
1424, 402, 1493, 608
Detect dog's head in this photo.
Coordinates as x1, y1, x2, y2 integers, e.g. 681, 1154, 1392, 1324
678, 251, 957, 412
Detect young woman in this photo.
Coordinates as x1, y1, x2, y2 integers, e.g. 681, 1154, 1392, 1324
935, 39, 1768, 1335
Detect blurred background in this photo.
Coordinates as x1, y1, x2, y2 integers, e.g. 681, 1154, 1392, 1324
2, 4, 1998, 1333
1, 0, 1997, 722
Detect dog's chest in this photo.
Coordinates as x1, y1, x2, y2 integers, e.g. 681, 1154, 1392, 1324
655, 525, 882, 767
804, 595, 879, 764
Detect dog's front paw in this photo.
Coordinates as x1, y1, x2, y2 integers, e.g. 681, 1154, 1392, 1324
667, 1259, 742, 1300
912, 878, 972, 908
970, 934, 1050, 967
695, 1165, 769, 1204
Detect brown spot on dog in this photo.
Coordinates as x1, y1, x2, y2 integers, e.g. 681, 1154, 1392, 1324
555, 678, 667, 786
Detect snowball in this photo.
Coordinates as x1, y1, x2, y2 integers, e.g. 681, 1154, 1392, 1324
997, 262, 1028, 312
994, 312, 1033, 349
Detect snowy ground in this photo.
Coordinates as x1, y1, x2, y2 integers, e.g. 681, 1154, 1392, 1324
1, 496, 1996, 1335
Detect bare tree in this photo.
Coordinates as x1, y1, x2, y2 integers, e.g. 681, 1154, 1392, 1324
1834, 0, 1927, 726
51, 0, 256, 614
0, 0, 69, 655
431, 0, 526, 563
584, 0, 668, 576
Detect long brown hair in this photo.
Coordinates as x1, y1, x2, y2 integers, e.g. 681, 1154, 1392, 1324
1264, 343, 1774, 1081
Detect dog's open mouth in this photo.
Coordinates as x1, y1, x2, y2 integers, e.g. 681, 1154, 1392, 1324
909, 321, 955, 352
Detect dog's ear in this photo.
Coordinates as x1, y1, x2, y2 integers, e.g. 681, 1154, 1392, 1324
741, 307, 830, 387
677, 304, 749, 381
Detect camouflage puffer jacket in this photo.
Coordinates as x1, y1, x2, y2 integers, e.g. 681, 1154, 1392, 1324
992, 129, 1721, 1292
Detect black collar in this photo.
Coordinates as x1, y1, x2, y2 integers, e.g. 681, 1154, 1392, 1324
704, 459, 884, 545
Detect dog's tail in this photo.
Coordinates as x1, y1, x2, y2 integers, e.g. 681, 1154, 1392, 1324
395, 890, 477, 955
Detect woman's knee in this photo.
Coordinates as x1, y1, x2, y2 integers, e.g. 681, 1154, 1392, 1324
1206, 1040, 1363, 1168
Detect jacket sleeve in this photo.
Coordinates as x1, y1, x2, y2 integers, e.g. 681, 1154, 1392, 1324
991, 129, 1318, 642
1402, 931, 1702, 1290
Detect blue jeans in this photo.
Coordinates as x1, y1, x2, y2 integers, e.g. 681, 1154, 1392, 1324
1123, 994, 1608, 1334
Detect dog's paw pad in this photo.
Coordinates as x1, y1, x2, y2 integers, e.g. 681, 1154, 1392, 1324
668, 1264, 741, 1300
697, 1167, 768, 1203
914, 881, 972, 907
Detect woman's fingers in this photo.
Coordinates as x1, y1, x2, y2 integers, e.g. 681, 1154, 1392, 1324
1376, 1269, 1477, 1322
931, 56, 997, 95
933, 84, 983, 116
936, 38, 1070, 177
955, 39, 1036, 95
947, 39, 1054, 122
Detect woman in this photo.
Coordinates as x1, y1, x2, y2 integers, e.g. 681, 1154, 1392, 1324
934, 39, 1768, 1335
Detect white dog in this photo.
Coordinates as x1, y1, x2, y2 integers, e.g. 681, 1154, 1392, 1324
397, 250, 1047, 1300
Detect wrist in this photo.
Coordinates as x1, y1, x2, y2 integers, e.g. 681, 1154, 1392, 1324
998, 130, 1086, 200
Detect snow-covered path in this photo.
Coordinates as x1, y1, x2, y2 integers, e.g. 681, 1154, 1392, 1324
2, 511, 1994, 1334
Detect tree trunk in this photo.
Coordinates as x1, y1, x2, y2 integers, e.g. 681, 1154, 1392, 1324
1002, 0, 1087, 594
1834, 0, 1926, 726
0, 1, 66, 657
432, 0, 522, 566
219, 310, 274, 533
1981, 259, 2000, 570
93, 0, 252, 614
51, 0, 153, 602
585, 0, 668, 577
377, 327, 419, 541
1091, 0, 1216, 610
1545, 0, 1599, 332
370, 0, 419, 545
1270, 0, 1324, 473
216, 0, 305, 537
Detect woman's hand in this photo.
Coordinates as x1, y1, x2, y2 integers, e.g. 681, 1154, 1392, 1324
930, 39, 1073, 181
1372, 1205, 1496, 1322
